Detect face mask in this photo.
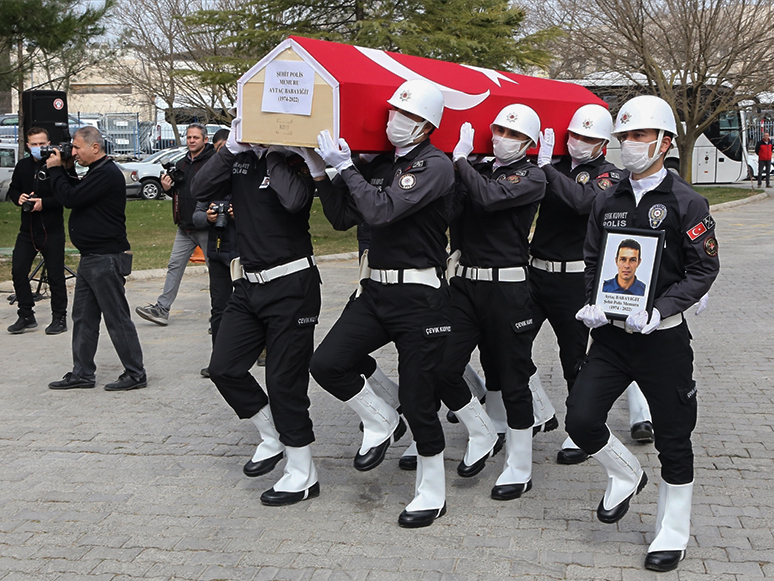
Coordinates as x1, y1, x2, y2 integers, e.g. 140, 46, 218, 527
620, 137, 662, 174
492, 134, 528, 164
386, 110, 427, 148
29, 146, 42, 160
567, 135, 601, 163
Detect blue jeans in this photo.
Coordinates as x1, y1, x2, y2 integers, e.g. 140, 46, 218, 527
156, 228, 210, 313
72, 254, 145, 381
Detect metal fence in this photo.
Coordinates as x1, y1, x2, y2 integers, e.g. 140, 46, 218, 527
747, 118, 774, 150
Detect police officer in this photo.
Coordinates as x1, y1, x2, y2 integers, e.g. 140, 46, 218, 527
532, 105, 655, 464
310, 79, 453, 528
440, 104, 546, 500
193, 119, 321, 507
567, 95, 720, 572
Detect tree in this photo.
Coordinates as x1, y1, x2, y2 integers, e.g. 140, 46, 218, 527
535, 0, 774, 181
0, 0, 112, 154
183, 0, 560, 91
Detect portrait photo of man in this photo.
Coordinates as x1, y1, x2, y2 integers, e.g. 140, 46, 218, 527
603, 238, 646, 296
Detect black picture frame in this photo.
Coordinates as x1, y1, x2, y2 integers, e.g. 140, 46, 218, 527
592, 227, 665, 320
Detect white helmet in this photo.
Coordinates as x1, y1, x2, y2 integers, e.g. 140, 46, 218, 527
568, 104, 613, 142
490, 104, 541, 146
387, 79, 445, 128
613, 95, 677, 136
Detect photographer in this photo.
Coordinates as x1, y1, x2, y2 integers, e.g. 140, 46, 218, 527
192, 193, 238, 377
46, 126, 146, 392
135, 123, 215, 327
7, 127, 75, 335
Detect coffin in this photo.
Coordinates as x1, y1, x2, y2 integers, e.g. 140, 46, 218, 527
237, 36, 606, 155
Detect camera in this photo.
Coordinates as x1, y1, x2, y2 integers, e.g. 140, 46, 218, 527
39, 143, 74, 160
211, 201, 229, 229
162, 161, 185, 185
21, 194, 37, 212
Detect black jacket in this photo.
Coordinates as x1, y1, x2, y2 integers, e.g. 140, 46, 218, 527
172, 144, 215, 230
8, 155, 74, 234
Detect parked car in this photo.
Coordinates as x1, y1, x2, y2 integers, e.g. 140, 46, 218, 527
0, 142, 19, 201
118, 162, 142, 198
119, 146, 187, 199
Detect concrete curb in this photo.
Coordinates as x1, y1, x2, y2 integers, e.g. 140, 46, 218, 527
709, 190, 770, 212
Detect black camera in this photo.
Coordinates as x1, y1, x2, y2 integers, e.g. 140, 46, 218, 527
211, 201, 229, 229
162, 161, 185, 185
21, 194, 37, 212
39, 143, 73, 160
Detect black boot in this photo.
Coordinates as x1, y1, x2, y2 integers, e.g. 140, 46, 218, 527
8, 314, 37, 334
45, 315, 68, 335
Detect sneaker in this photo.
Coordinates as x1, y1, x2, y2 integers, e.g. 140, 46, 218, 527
135, 304, 168, 326
105, 372, 148, 391
45, 315, 68, 335
8, 314, 37, 334
49, 372, 95, 390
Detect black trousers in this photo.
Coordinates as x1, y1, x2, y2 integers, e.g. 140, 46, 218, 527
528, 267, 589, 390
310, 279, 449, 457
71, 254, 144, 381
209, 268, 321, 448
758, 159, 771, 186
12, 228, 68, 319
207, 258, 233, 345
437, 277, 536, 430
565, 322, 697, 484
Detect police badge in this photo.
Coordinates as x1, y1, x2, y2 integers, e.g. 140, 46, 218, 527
576, 171, 590, 184
648, 204, 667, 228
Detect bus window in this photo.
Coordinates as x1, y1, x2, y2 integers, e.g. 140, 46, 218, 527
704, 111, 744, 162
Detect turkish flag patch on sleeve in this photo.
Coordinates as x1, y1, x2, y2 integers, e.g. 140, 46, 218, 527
686, 214, 716, 240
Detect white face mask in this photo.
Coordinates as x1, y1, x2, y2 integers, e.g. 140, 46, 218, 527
620, 133, 664, 174
386, 110, 427, 148
492, 134, 528, 164
567, 135, 602, 163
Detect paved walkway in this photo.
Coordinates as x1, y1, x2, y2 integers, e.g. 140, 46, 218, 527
1, 197, 772, 581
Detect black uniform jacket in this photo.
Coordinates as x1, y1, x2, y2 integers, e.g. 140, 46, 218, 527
452, 156, 545, 268
8, 155, 76, 234
192, 147, 315, 272
315, 139, 454, 270
585, 171, 720, 318
532, 156, 624, 263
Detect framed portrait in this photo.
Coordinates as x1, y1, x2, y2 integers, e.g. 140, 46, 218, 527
592, 227, 665, 320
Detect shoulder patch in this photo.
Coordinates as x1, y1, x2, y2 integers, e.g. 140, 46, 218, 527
686, 214, 715, 240
597, 178, 613, 190
597, 172, 609, 179
506, 175, 521, 184
398, 173, 417, 190
704, 236, 718, 257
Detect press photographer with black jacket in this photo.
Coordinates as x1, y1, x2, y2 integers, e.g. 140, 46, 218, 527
46, 126, 147, 392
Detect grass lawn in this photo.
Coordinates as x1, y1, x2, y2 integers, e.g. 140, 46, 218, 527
0, 198, 357, 283
694, 185, 765, 206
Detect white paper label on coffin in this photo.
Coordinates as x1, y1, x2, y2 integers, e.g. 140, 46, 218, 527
261, 60, 316, 115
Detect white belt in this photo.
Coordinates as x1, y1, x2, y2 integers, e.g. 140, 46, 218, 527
530, 257, 585, 274
244, 256, 316, 284
611, 313, 684, 333
455, 264, 527, 282
369, 267, 441, 288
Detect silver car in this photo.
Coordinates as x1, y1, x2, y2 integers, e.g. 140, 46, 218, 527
119, 146, 187, 200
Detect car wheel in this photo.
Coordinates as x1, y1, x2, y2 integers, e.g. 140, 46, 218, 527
140, 179, 163, 200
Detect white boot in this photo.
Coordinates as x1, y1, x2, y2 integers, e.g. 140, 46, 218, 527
398, 452, 446, 527
485, 390, 508, 435
645, 481, 693, 571
491, 427, 533, 500
463, 364, 487, 401
259, 445, 319, 506
529, 372, 557, 434
345, 377, 404, 471
627, 382, 654, 443
454, 396, 499, 477
399, 440, 418, 470
368, 365, 401, 411
557, 435, 589, 464
591, 432, 648, 523
244, 405, 285, 477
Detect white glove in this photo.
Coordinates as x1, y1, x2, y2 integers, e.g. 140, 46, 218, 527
575, 304, 608, 329
537, 128, 555, 168
453, 122, 475, 162
626, 308, 661, 334
287, 146, 327, 178
315, 130, 354, 172
226, 118, 252, 155
695, 293, 709, 315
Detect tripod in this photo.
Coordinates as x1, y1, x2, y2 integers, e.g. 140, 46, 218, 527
7, 253, 77, 305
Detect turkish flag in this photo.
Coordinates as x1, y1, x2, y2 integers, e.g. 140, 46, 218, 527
687, 223, 707, 240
